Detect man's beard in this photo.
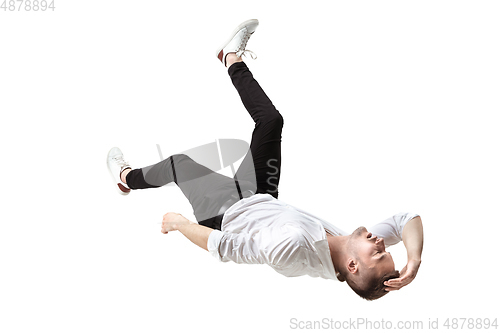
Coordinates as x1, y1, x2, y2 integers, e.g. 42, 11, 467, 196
352, 226, 366, 238
347, 226, 366, 252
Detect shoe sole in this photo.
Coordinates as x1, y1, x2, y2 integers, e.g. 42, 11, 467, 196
108, 167, 130, 196
215, 19, 259, 60
107, 148, 130, 196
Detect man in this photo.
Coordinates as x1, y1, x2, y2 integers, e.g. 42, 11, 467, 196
106, 19, 423, 300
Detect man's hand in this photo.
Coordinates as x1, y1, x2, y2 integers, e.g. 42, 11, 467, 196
161, 212, 191, 234
160, 213, 213, 251
384, 258, 421, 291
385, 216, 424, 292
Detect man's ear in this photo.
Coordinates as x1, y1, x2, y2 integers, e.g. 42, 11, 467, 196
347, 258, 358, 274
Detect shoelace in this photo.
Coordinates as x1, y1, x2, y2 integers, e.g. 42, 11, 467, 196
236, 49, 257, 60
235, 30, 258, 60
113, 155, 129, 169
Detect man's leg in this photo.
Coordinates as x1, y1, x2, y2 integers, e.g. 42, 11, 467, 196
226, 55, 284, 199
120, 153, 242, 227
107, 20, 280, 228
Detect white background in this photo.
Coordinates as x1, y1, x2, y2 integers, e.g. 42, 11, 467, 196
1, 1, 499, 332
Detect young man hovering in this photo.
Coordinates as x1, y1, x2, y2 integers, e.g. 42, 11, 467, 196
107, 19, 423, 300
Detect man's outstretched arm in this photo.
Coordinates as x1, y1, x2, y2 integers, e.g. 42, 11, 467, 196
161, 213, 307, 268
161, 212, 212, 251
384, 216, 424, 291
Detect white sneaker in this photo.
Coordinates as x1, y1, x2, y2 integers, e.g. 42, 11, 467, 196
216, 19, 259, 67
107, 147, 131, 195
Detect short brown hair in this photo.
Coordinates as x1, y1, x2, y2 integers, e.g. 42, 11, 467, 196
345, 270, 400, 301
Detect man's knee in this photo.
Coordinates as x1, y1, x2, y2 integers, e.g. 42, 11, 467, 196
171, 153, 191, 162
276, 112, 284, 128
168, 154, 193, 172
264, 111, 284, 129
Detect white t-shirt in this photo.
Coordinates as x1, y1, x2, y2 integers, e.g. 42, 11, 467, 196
207, 193, 419, 280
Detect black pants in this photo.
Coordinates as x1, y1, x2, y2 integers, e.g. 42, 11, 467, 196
126, 62, 284, 229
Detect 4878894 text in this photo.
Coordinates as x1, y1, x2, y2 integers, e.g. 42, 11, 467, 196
1, 0, 55, 11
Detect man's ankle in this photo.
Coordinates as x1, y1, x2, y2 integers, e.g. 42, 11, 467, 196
226, 53, 243, 68
120, 168, 131, 184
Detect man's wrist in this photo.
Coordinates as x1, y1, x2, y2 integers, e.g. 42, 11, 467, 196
408, 256, 422, 265
175, 220, 195, 232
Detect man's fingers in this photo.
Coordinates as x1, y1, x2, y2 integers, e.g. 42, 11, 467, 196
385, 278, 405, 286
160, 222, 169, 234
384, 265, 418, 292
384, 276, 412, 289
385, 277, 402, 285
386, 276, 407, 285
390, 270, 412, 283
384, 282, 403, 291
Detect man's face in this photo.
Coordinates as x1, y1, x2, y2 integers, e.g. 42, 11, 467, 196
349, 227, 395, 277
